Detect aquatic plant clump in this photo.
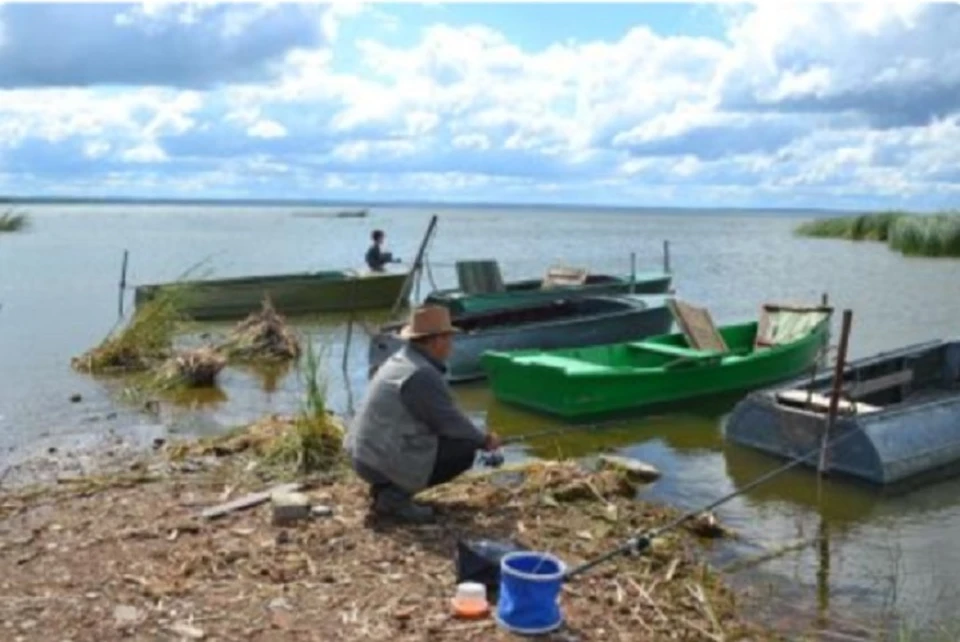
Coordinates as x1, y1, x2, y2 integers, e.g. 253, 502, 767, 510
0, 209, 28, 232
218, 297, 302, 362
795, 211, 960, 258
889, 214, 960, 257
71, 286, 190, 374
151, 346, 227, 390
794, 211, 907, 241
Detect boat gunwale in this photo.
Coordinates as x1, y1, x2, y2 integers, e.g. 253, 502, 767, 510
134, 270, 409, 291
377, 294, 674, 339
425, 271, 672, 301
483, 315, 831, 378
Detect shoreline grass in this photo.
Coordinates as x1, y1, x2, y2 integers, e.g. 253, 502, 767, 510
795, 211, 960, 257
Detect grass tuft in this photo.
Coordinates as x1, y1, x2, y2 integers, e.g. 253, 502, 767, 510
71, 285, 191, 374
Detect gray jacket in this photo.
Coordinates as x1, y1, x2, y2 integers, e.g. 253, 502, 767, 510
344, 343, 486, 493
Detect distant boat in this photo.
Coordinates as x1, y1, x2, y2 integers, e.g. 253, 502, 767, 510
481, 300, 832, 420
423, 260, 673, 317
291, 208, 368, 219
725, 338, 960, 486
134, 269, 407, 321
369, 294, 675, 383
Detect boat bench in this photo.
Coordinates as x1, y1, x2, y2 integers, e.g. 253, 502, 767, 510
514, 354, 610, 374
626, 341, 721, 360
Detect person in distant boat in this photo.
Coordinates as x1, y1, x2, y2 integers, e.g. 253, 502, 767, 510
344, 305, 501, 523
365, 229, 401, 272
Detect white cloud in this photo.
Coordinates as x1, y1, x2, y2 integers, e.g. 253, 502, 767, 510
247, 120, 288, 139
1, 3, 960, 208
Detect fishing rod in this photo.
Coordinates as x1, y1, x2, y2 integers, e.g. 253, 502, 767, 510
562, 422, 863, 581
475, 418, 636, 468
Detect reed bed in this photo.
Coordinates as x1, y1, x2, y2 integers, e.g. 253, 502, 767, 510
0, 209, 28, 232
795, 211, 960, 257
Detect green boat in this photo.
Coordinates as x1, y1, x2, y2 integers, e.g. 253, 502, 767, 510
133, 270, 409, 321
481, 300, 833, 420
423, 260, 673, 316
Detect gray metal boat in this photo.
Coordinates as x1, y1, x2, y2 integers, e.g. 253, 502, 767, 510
368, 294, 675, 384
724, 338, 960, 486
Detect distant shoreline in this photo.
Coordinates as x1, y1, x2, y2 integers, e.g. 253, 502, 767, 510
1, 194, 853, 217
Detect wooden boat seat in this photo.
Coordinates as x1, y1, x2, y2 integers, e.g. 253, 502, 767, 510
456, 260, 506, 294
626, 341, 719, 360
776, 389, 881, 414
513, 354, 610, 374
541, 265, 588, 290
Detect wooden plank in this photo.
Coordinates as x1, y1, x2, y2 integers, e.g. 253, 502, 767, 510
200, 482, 303, 520
542, 265, 588, 289
667, 299, 729, 353
776, 389, 880, 414
848, 370, 913, 399
762, 303, 834, 314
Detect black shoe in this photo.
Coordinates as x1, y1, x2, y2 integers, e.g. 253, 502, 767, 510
373, 488, 435, 524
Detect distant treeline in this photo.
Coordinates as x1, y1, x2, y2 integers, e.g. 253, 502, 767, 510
795, 211, 960, 258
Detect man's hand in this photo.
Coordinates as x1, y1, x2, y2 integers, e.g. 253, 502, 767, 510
483, 432, 502, 451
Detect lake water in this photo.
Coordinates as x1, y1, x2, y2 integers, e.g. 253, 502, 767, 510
2, 203, 959, 635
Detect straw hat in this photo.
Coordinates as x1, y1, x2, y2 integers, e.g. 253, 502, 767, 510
399, 305, 460, 340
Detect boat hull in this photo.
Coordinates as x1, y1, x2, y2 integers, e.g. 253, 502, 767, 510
368, 295, 675, 384
725, 339, 960, 486
424, 272, 672, 316
482, 318, 831, 420
134, 271, 408, 321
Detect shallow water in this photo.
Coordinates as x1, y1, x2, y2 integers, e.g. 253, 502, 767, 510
2, 203, 959, 633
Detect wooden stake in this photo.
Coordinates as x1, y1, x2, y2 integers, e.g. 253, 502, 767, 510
819, 309, 853, 475
118, 249, 129, 320
630, 252, 637, 294
663, 240, 671, 273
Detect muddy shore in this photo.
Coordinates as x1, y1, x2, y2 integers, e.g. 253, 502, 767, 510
0, 415, 789, 641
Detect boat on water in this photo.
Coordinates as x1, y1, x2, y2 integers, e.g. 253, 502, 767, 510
368, 294, 675, 384
423, 260, 672, 317
134, 269, 408, 321
724, 338, 960, 486
481, 300, 833, 420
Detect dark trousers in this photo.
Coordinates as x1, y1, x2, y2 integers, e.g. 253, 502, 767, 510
353, 437, 479, 498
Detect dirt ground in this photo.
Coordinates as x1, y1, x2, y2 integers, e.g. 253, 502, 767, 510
0, 425, 780, 642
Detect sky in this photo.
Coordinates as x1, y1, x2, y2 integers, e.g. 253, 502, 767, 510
1, 1, 960, 210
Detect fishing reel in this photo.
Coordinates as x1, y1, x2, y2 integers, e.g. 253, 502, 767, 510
477, 449, 505, 468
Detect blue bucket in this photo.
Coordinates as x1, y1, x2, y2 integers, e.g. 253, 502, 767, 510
495, 551, 566, 635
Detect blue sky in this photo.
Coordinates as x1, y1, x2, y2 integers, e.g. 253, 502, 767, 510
1, 1, 960, 210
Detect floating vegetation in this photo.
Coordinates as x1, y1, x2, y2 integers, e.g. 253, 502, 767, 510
217, 297, 301, 363
71, 285, 190, 374
795, 211, 960, 258
0, 209, 28, 233
150, 346, 227, 391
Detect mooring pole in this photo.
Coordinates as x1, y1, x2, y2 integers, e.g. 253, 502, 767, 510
390, 214, 439, 318
630, 252, 637, 294
662, 240, 671, 273
118, 249, 129, 320
819, 309, 853, 475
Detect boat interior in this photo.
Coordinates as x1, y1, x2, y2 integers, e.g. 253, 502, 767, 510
381, 295, 647, 334
773, 340, 960, 416
503, 299, 831, 374
450, 260, 627, 296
